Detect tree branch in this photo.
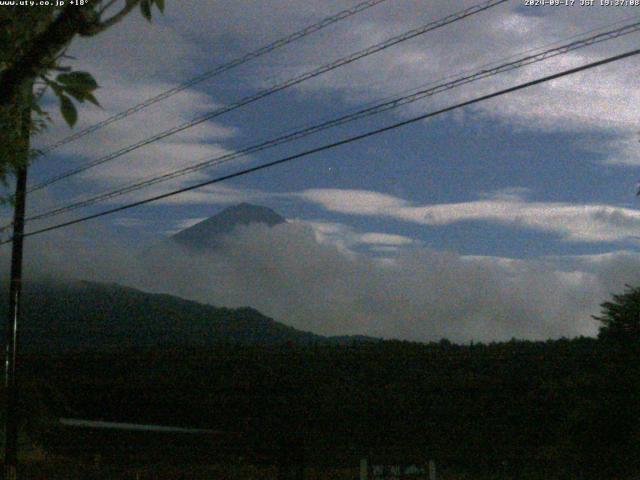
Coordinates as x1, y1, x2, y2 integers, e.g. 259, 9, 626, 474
0, 5, 95, 109
97, 0, 120, 15
80, 0, 141, 36
0, 0, 144, 110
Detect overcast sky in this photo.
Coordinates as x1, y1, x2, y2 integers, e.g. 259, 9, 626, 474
4, 0, 640, 342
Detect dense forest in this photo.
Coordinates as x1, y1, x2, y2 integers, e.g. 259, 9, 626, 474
7, 337, 638, 479
0, 281, 379, 352
1, 281, 639, 479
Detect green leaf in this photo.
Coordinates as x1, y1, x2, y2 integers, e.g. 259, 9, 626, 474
84, 92, 100, 107
56, 71, 98, 90
62, 86, 87, 103
31, 102, 45, 115
49, 82, 63, 96
140, 0, 152, 21
154, 0, 165, 12
59, 95, 77, 127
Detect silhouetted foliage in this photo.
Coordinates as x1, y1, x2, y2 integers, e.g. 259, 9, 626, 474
594, 284, 640, 344
5, 281, 640, 478
0, 0, 165, 200
9, 337, 637, 479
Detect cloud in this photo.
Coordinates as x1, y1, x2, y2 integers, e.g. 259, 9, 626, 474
301, 220, 417, 255
8, 219, 640, 343
592, 133, 640, 167
359, 232, 415, 246
299, 190, 406, 215
8, 2, 640, 348
31, 78, 238, 185
26, 10, 245, 213
23, 0, 640, 221
195, 1, 640, 165
297, 188, 640, 243
111, 217, 151, 228
237, 2, 636, 119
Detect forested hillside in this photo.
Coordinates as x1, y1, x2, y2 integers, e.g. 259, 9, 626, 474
1, 280, 638, 478
0, 281, 367, 351
15, 337, 640, 479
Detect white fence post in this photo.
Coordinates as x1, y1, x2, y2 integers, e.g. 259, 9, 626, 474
428, 459, 436, 480
360, 458, 368, 480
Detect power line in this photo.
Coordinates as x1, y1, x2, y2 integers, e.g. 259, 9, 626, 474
23, 21, 640, 223
340, 11, 640, 109
6, 15, 635, 234
34, 0, 391, 157
27, 0, 509, 193
6, 47, 639, 244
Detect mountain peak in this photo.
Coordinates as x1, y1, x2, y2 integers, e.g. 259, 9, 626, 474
172, 203, 286, 250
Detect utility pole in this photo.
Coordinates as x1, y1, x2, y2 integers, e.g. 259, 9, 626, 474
3, 83, 32, 480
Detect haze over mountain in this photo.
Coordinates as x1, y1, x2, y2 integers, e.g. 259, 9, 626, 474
0, 281, 377, 353
4, 202, 616, 343
171, 203, 286, 251
0, 204, 377, 352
